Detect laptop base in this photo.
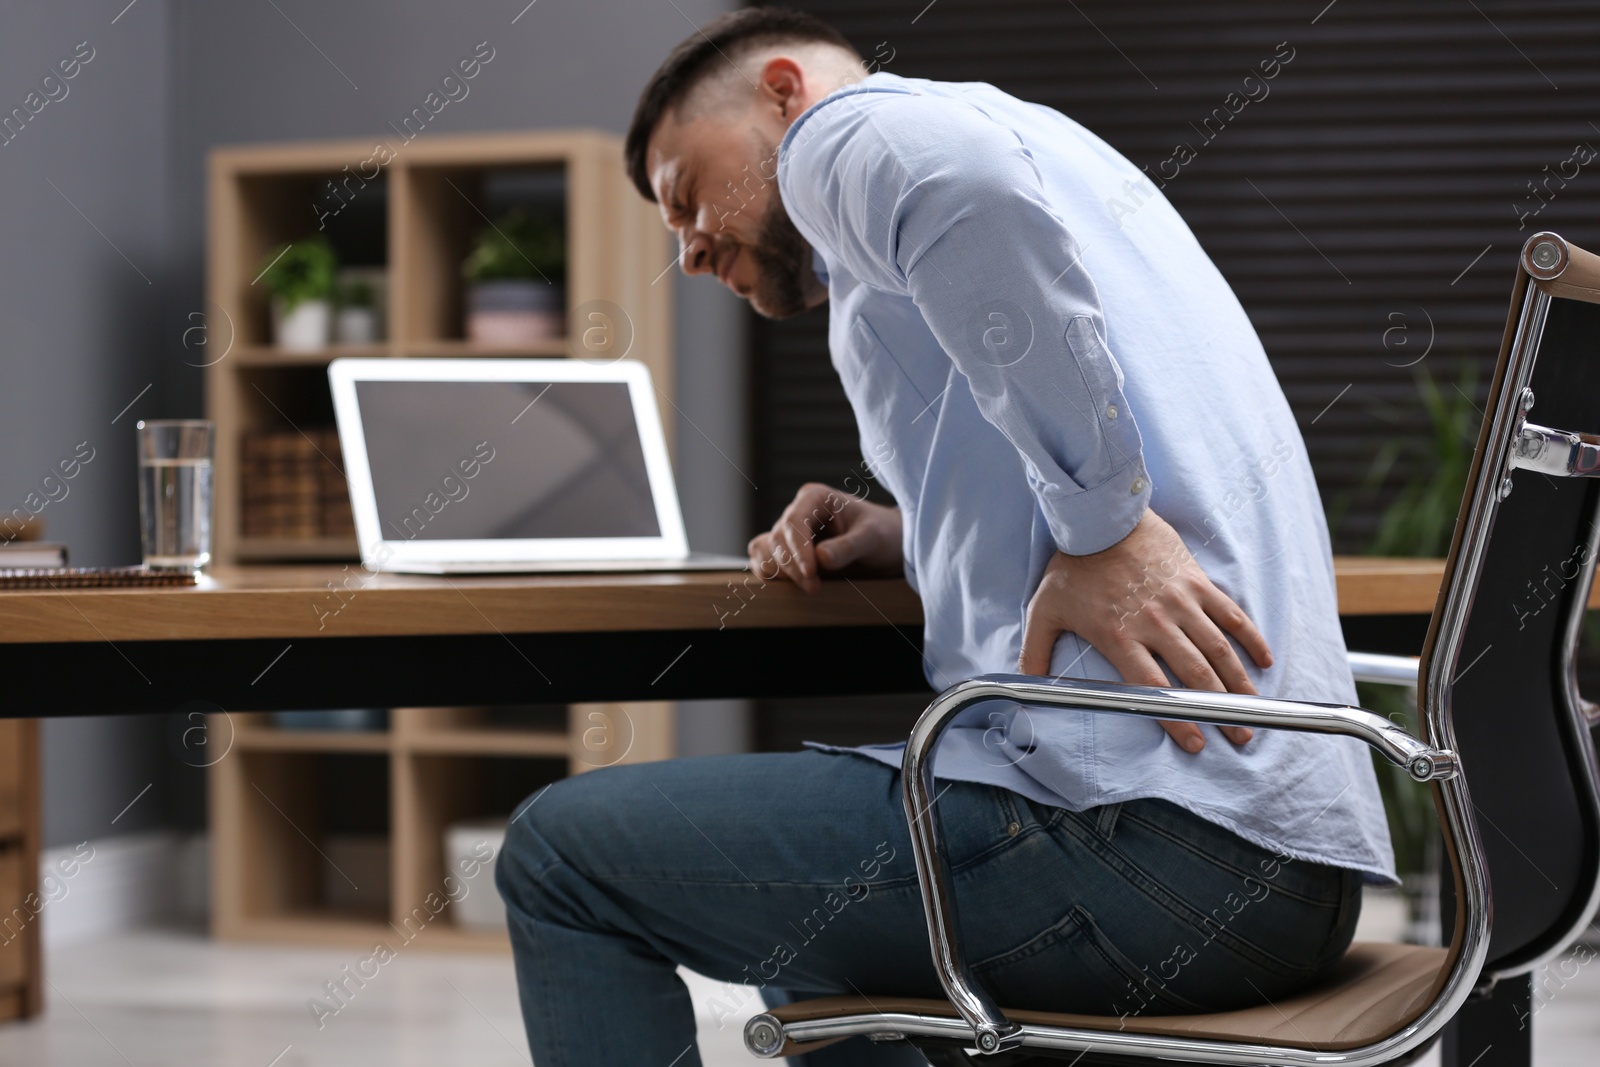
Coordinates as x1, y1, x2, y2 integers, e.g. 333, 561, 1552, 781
382, 552, 750, 575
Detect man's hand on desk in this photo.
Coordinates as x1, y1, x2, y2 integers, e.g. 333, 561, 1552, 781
747, 483, 903, 594
1019, 509, 1273, 755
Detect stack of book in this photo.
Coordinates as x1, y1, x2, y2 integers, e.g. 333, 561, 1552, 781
240, 427, 356, 540
0, 541, 67, 568
0, 537, 197, 587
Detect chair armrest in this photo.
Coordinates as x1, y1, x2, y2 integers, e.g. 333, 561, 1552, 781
1348, 651, 1422, 687
908, 674, 1455, 784
899, 673, 1458, 1054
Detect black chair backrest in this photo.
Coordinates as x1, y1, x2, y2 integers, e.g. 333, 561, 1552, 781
1422, 232, 1600, 978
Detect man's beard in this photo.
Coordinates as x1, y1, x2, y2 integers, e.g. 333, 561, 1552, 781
747, 186, 816, 320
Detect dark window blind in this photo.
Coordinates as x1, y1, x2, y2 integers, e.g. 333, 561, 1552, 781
748, 0, 1600, 551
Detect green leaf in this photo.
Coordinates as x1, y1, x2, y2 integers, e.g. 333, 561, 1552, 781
259, 234, 338, 312
1357, 681, 1435, 876
462, 208, 566, 283
1364, 365, 1478, 559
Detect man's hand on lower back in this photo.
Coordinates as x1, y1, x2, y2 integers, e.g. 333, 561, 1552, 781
1018, 509, 1273, 754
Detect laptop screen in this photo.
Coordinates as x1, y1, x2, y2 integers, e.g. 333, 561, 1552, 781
353, 379, 662, 542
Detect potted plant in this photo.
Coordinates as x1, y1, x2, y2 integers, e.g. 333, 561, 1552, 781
462, 208, 565, 345
260, 235, 337, 350
335, 270, 383, 345
1341, 365, 1479, 945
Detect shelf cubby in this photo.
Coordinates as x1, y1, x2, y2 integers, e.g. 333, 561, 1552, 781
394, 750, 565, 943
212, 748, 392, 941
395, 162, 565, 349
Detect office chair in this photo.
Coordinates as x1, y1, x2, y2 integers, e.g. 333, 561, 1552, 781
745, 231, 1600, 1067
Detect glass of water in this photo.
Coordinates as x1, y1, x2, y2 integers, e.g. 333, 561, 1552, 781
136, 419, 214, 571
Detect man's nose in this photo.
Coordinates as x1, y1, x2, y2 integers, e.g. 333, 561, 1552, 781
680, 231, 714, 276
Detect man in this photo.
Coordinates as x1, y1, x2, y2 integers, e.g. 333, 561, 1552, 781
496, 9, 1393, 1065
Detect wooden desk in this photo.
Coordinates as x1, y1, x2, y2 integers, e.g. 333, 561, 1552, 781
3, 555, 1582, 715
0, 567, 928, 717
1336, 556, 1600, 615
1333, 557, 1450, 616
0, 565, 929, 644
0, 557, 1446, 639
0, 567, 929, 949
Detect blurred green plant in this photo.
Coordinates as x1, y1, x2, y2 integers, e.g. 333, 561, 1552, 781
259, 234, 337, 312
339, 275, 376, 309
462, 208, 566, 284
1345, 365, 1600, 891
1361, 365, 1478, 558
1342, 365, 1480, 879
1357, 681, 1435, 876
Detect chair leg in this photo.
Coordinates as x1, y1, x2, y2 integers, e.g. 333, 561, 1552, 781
907, 1042, 1172, 1066
1441, 973, 1532, 1067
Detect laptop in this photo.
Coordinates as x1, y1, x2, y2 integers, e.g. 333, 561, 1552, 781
327, 358, 748, 574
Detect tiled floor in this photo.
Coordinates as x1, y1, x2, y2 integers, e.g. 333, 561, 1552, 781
0, 924, 759, 1067
0, 915, 1595, 1065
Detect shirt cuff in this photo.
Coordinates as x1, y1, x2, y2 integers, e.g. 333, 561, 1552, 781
1036, 465, 1152, 555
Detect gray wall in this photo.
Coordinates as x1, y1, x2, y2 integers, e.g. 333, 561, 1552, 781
6, 0, 747, 845
3, 0, 184, 846
0, 0, 177, 568
168, 0, 747, 553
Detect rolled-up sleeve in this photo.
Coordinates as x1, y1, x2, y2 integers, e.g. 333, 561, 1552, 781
780, 90, 1150, 555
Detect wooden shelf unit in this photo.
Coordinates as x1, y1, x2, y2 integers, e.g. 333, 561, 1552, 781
233, 534, 361, 562
211, 704, 675, 950
0, 720, 40, 1020
206, 129, 674, 565
204, 130, 677, 950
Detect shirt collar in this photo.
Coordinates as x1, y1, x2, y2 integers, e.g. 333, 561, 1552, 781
810, 245, 831, 287
777, 72, 914, 173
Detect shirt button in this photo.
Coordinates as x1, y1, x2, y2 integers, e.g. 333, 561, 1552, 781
1006, 821, 1021, 837
1130, 477, 1146, 494
1106, 404, 1118, 419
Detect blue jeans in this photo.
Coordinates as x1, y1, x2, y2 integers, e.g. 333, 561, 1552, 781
495, 750, 1360, 1066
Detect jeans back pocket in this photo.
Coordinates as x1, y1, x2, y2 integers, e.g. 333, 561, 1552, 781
971, 903, 1211, 1018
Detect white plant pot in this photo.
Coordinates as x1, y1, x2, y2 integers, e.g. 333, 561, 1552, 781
273, 297, 332, 351
465, 280, 564, 346
336, 306, 380, 345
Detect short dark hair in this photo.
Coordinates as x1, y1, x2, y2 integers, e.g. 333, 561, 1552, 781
624, 7, 858, 201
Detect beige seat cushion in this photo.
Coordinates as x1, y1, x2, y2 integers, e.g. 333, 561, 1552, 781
769, 941, 1448, 1053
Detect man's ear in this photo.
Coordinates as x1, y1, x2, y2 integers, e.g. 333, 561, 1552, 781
757, 56, 807, 121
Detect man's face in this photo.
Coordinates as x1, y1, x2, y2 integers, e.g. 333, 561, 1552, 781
647, 110, 825, 319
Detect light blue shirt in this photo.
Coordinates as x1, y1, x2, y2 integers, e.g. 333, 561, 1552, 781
780, 73, 1395, 883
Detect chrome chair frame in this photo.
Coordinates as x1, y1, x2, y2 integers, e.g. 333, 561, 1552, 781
745, 232, 1600, 1064
748, 673, 1477, 1064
